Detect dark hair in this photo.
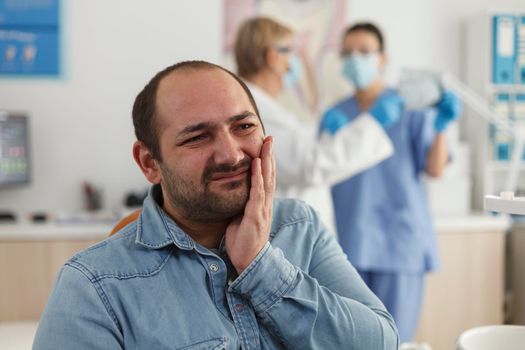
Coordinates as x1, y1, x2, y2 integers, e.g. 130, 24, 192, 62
132, 60, 262, 160
343, 22, 385, 52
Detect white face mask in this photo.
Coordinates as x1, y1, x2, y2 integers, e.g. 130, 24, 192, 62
282, 55, 302, 88
341, 53, 380, 89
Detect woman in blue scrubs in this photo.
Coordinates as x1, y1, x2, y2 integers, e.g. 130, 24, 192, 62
320, 22, 461, 342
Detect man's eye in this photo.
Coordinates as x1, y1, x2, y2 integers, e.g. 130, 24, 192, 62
183, 134, 207, 145
238, 123, 254, 130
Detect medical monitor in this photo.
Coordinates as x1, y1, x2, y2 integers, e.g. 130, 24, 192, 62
0, 111, 30, 188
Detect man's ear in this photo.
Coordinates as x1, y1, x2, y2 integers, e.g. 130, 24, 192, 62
133, 141, 162, 184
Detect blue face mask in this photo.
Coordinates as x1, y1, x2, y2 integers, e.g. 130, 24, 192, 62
342, 53, 380, 89
283, 55, 302, 88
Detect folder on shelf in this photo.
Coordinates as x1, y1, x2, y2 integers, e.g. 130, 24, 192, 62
519, 16, 525, 84
494, 92, 511, 117
516, 94, 525, 119
492, 14, 517, 84
492, 128, 512, 161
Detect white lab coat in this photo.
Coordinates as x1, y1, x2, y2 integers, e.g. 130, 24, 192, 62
247, 83, 394, 233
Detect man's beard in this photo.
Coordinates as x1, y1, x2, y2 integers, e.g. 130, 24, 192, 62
160, 157, 251, 222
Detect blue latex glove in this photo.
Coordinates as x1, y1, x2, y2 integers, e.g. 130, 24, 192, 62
434, 90, 462, 132
369, 94, 403, 129
319, 108, 350, 136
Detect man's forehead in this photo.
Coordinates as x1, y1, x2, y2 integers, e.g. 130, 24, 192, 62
158, 67, 243, 98
156, 67, 255, 127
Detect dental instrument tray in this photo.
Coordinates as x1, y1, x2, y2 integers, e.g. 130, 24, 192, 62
485, 192, 525, 215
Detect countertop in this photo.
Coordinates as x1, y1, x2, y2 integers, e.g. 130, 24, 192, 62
0, 221, 112, 241
433, 213, 511, 233
0, 212, 512, 241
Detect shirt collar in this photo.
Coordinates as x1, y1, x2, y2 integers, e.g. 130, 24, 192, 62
134, 185, 195, 251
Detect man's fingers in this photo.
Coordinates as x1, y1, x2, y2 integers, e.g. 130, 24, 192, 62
260, 136, 275, 203
246, 157, 264, 214
259, 136, 274, 223
243, 137, 274, 227
268, 137, 275, 219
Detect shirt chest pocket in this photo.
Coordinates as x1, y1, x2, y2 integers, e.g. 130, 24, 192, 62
176, 337, 228, 350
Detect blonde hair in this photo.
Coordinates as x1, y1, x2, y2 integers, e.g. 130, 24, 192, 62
234, 17, 293, 78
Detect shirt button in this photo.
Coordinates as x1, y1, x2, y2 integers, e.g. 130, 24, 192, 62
209, 263, 219, 272
235, 304, 244, 312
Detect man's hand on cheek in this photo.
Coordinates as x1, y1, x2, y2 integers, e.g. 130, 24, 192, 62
225, 136, 275, 274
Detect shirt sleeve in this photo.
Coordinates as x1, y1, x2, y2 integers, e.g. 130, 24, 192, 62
32, 264, 123, 350
409, 108, 438, 174
271, 113, 393, 188
228, 207, 400, 349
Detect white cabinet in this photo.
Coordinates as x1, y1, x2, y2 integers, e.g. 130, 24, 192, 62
414, 216, 509, 350
0, 224, 108, 322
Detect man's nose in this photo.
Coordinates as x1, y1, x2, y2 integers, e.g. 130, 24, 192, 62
213, 132, 245, 165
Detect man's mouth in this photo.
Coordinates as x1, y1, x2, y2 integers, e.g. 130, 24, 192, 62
209, 168, 249, 183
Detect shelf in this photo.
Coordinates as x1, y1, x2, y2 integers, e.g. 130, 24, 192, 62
487, 85, 525, 94
488, 161, 525, 171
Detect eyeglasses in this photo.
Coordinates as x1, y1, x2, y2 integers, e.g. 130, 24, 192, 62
275, 46, 292, 54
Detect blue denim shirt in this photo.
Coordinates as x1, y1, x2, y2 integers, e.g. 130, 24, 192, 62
33, 186, 399, 349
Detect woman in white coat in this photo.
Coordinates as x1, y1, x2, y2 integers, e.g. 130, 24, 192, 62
233, 17, 401, 231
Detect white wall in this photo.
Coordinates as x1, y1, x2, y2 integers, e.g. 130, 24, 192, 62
347, 0, 524, 79
0, 0, 222, 214
0, 0, 523, 215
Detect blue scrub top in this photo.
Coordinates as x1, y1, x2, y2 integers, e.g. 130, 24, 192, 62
326, 88, 440, 273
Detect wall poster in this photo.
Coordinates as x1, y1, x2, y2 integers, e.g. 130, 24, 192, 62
0, 0, 60, 76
